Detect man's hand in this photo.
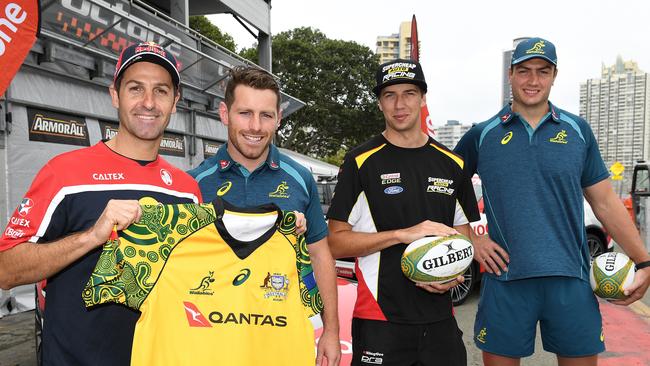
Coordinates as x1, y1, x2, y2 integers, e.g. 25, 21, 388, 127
395, 220, 458, 244
611, 266, 650, 306
472, 234, 509, 276
416, 275, 464, 294
294, 211, 307, 236
82, 200, 142, 249
316, 328, 341, 366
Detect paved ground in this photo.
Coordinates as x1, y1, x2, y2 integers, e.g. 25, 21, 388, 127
1, 283, 649, 366
0, 311, 35, 366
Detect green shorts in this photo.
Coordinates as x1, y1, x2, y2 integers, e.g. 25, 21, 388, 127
474, 276, 605, 357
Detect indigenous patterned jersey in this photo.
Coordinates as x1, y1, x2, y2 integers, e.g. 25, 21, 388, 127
0, 142, 201, 366
84, 198, 322, 366
327, 135, 480, 324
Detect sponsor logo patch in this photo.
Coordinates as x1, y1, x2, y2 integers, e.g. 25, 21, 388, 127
189, 271, 215, 296
426, 177, 455, 195
216, 181, 232, 196
380, 172, 401, 185
260, 272, 289, 301
384, 186, 403, 195
501, 131, 513, 145
269, 181, 290, 199
160, 169, 173, 186
183, 301, 212, 327
476, 327, 487, 344
92, 172, 125, 181
361, 350, 384, 364
549, 130, 568, 144
18, 198, 34, 217
232, 269, 251, 286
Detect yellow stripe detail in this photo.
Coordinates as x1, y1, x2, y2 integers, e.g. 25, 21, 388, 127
355, 144, 387, 169
224, 210, 278, 218
430, 143, 464, 169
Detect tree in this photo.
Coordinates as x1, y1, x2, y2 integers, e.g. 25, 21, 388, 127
189, 16, 237, 53
241, 27, 384, 158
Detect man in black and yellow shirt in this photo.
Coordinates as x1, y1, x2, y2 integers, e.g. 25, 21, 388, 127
327, 59, 480, 366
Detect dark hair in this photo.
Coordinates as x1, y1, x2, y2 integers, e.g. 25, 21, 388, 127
224, 66, 281, 110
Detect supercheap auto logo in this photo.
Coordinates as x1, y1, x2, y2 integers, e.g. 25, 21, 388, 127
382, 61, 417, 82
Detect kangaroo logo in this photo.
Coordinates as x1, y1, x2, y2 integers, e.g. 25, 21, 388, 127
269, 181, 290, 198
476, 327, 488, 344
190, 271, 215, 295
525, 40, 546, 55
260, 272, 271, 289
549, 130, 568, 144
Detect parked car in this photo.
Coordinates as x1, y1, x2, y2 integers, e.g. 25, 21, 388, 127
316, 174, 337, 216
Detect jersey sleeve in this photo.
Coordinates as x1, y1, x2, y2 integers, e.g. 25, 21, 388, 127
304, 177, 328, 244
83, 201, 217, 310
279, 211, 323, 320
455, 163, 481, 223
453, 125, 481, 177
326, 153, 361, 224
0, 163, 65, 251
580, 123, 609, 188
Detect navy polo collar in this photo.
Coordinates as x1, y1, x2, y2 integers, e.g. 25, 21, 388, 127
498, 101, 561, 125
214, 142, 281, 172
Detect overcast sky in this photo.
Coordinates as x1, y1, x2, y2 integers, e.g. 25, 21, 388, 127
209, 0, 650, 126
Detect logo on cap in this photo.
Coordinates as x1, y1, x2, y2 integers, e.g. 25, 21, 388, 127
525, 40, 546, 55
382, 62, 417, 83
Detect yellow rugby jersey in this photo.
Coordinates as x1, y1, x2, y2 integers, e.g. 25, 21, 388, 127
83, 198, 322, 366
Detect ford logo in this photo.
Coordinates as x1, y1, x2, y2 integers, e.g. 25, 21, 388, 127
384, 186, 403, 195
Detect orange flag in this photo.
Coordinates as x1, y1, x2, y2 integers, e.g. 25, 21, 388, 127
0, 1, 40, 96
410, 15, 435, 138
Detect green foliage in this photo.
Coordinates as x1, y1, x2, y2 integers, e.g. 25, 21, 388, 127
189, 16, 237, 53
241, 27, 384, 158
324, 148, 347, 168
275, 28, 384, 157
239, 46, 258, 63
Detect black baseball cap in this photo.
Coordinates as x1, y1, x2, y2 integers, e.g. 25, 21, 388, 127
114, 41, 180, 88
373, 59, 427, 96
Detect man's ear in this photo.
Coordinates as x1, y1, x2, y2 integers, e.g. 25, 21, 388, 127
219, 101, 229, 126
109, 84, 119, 109
171, 88, 181, 113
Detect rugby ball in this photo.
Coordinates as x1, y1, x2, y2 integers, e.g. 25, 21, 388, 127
401, 235, 474, 283
589, 252, 635, 300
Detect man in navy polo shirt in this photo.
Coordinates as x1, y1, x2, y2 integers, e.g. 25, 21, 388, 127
454, 37, 650, 366
188, 66, 340, 366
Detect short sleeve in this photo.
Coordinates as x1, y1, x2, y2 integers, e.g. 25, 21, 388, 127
326, 153, 362, 225
580, 123, 609, 188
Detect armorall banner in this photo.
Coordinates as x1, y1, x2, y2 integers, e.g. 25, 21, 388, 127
0, 1, 40, 96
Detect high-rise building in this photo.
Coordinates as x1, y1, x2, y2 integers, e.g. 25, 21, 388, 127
501, 37, 530, 107
433, 120, 472, 149
376, 21, 413, 63
580, 56, 650, 189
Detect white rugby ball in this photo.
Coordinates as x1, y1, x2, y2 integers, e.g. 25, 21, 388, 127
590, 252, 635, 300
401, 234, 474, 283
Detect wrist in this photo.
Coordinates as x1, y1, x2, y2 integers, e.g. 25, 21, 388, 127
78, 228, 103, 249
635, 260, 650, 271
